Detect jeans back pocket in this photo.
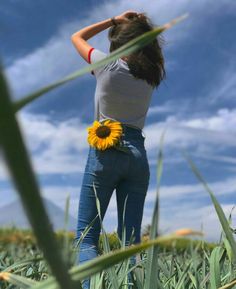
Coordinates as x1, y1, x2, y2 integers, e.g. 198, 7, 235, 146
87, 147, 119, 173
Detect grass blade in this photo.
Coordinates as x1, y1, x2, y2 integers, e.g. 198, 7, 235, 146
0, 271, 38, 288
12, 14, 188, 113
209, 246, 224, 289
73, 214, 99, 250
175, 261, 192, 289
93, 182, 119, 289
28, 232, 199, 289
1, 256, 43, 273
183, 151, 236, 264
61, 193, 71, 266
0, 64, 75, 289
144, 129, 166, 289
218, 279, 236, 289
223, 237, 233, 264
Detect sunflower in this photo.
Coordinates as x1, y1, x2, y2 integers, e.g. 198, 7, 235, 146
87, 120, 123, 150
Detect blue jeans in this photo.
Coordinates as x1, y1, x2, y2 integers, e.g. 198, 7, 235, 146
74, 125, 150, 288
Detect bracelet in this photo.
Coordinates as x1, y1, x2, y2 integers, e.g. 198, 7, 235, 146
110, 17, 117, 26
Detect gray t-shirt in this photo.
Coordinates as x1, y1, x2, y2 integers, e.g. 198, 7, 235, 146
90, 48, 154, 130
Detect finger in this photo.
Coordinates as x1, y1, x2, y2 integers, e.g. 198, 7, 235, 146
125, 9, 138, 13
125, 11, 139, 19
128, 11, 139, 15
125, 10, 139, 15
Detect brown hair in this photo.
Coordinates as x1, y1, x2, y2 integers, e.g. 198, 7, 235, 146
108, 13, 166, 89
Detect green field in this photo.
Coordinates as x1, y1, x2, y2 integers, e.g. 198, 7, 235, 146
0, 224, 235, 289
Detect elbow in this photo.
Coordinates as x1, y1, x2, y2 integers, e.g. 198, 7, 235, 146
71, 34, 77, 42
71, 32, 84, 40
71, 32, 88, 42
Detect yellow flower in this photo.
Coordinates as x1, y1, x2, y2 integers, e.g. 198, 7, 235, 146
87, 120, 123, 150
0, 272, 10, 281
173, 228, 204, 237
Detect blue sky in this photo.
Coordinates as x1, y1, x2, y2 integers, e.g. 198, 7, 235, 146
0, 0, 236, 241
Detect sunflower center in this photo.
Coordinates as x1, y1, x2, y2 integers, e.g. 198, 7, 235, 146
96, 125, 111, 138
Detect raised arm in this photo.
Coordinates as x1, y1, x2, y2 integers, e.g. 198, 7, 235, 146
71, 10, 140, 63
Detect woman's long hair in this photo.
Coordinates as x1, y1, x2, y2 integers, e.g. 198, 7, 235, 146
108, 13, 166, 89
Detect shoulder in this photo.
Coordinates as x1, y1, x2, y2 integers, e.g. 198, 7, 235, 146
89, 48, 107, 63
89, 48, 127, 77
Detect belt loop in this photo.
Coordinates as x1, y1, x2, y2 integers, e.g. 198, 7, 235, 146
142, 130, 146, 139
122, 124, 126, 135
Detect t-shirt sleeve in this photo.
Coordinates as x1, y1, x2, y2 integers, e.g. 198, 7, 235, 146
88, 48, 108, 77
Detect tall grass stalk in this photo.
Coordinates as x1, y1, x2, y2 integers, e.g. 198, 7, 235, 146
183, 151, 236, 265
12, 14, 188, 113
144, 130, 166, 289
0, 67, 76, 289
93, 183, 119, 289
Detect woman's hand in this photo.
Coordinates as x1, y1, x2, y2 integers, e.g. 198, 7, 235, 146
114, 10, 141, 24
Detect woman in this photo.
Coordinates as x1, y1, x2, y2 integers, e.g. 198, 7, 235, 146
71, 10, 165, 288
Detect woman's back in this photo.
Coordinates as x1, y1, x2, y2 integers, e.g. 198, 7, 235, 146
90, 48, 154, 129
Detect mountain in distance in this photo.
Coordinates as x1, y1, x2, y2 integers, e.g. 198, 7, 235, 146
0, 197, 77, 232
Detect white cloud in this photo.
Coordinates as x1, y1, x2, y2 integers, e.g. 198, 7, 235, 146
181, 108, 236, 132
1, 107, 235, 183
16, 111, 89, 174
147, 99, 181, 116
146, 176, 236, 202
143, 202, 236, 242
144, 108, 236, 153
190, 153, 236, 165
4, 19, 96, 99
208, 65, 236, 104
142, 176, 236, 241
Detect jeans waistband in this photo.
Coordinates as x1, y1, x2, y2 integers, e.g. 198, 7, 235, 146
98, 119, 145, 139
121, 124, 145, 140
122, 124, 142, 133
